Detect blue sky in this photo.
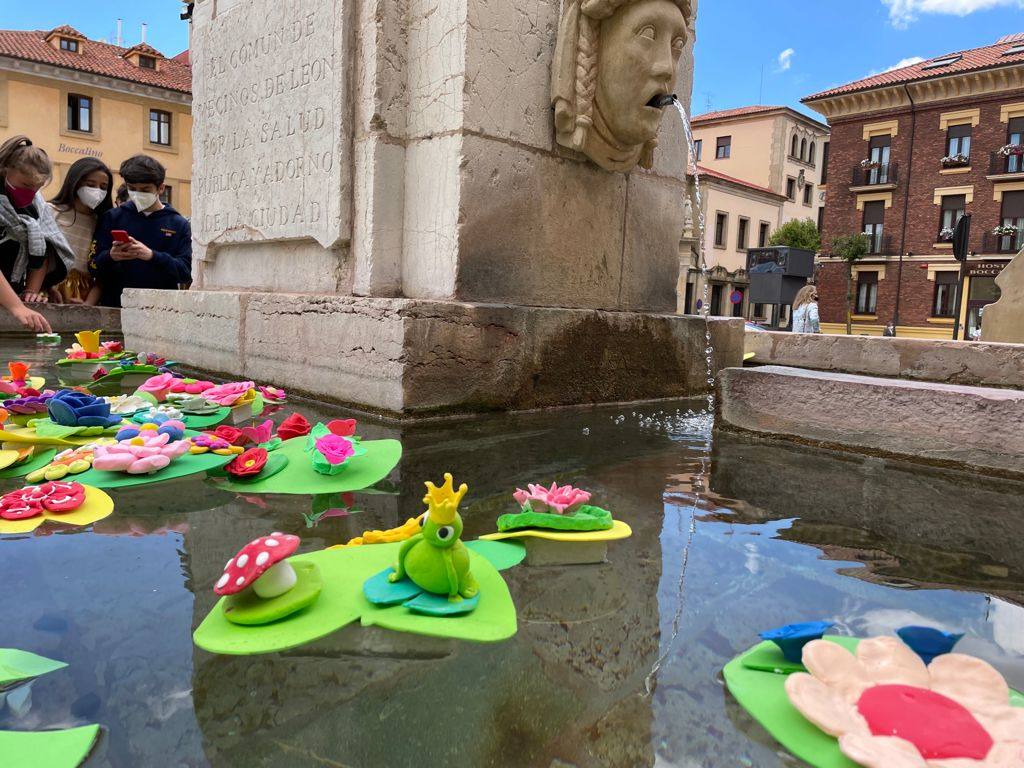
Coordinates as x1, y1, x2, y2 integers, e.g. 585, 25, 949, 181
2, 1, 189, 57
693, 0, 1024, 119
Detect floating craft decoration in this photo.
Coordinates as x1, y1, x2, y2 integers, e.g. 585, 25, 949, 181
35, 332, 60, 345
499, 482, 613, 533
167, 379, 214, 397
87, 362, 162, 391
136, 373, 178, 403
896, 625, 964, 665
203, 381, 255, 407
308, 422, 366, 476
194, 537, 519, 655
0, 445, 56, 479
0, 724, 101, 768
0, 481, 114, 534
240, 419, 282, 451
222, 447, 289, 483
136, 352, 167, 367
0, 648, 67, 691
100, 340, 123, 355
130, 404, 184, 424
65, 331, 102, 359
760, 621, 836, 665
363, 474, 480, 617
115, 418, 187, 444
2, 361, 44, 391
105, 394, 151, 416
258, 385, 287, 404
178, 395, 221, 415
1, 393, 53, 425
214, 533, 321, 626
208, 425, 248, 446
91, 432, 190, 475
189, 433, 245, 456
24, 445, 99, 484
723, 632, 1024, 768
277, 412, 311, 441
47, 390, 122, 430
337, 516, 424, 547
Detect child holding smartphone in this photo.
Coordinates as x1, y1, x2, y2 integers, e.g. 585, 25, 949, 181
89, 155, 191, 308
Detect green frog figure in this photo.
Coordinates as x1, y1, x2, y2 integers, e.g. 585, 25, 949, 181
389, 473, 479, 602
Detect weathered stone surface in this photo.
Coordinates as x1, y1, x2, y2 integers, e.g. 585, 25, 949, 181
190, 0, 350, 255
745, 330, 1024, 389
981, 248, 1024, 343
718, 365, 1024, 477
122, 289, 742, 416
0, 304, 121, 334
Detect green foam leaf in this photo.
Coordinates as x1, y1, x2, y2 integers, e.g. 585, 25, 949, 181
0, 724, 100, 768
69, 449, 233, 490
496, 504, 613, 533
465, 539, 526, 571
180, 408, 231, 430
0, 649, 67, 688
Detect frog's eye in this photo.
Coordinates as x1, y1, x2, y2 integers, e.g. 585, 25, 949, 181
436, 525, 455, 540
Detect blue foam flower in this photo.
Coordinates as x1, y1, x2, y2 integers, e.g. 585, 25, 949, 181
759, 621, 835, 664
896, 626, 963, 664
47, 390, 122, 428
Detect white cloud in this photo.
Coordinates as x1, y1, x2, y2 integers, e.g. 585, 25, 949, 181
776, 48, 795, 72
883, 0, 1024, 28
869, 55, 926, 76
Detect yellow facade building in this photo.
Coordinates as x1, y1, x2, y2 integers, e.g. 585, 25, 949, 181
0, 25, 192, 214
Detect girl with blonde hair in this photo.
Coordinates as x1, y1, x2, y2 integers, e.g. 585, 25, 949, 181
791, 284, 820, 334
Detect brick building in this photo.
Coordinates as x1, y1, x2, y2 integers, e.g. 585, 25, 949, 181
804, 33, 1024, 339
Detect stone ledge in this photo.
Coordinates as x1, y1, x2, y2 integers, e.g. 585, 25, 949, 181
745, 330, 1024, 390
0, 304, 121, 334
717, 365, 1024, 478
122, 289, 744, 417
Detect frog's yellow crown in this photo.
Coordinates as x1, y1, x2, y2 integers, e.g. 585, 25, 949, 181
423, 472, 467, 525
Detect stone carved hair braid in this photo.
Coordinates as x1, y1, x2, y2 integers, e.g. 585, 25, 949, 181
552, 0, 692, 169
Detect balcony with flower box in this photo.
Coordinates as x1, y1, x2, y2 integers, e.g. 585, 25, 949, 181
988, 146, 1024, 180
850, 161, 898, 192
983, 226, 1023, 255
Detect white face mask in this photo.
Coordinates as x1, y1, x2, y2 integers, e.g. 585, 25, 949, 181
76, 186, 106, 210
128, 190, 159, 212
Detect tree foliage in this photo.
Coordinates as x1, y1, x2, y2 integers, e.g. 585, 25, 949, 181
767, 218, 821, 252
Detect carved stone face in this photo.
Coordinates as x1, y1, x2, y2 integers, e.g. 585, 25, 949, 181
595, 0, 687, 149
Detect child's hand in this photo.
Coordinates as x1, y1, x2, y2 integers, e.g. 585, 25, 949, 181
12, 305, 51, 333
21, 291, 47, 304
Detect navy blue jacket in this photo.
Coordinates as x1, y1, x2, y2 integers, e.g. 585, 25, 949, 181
89, 202, 191, 307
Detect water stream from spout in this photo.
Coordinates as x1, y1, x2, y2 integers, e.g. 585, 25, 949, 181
644, 100, 714, 696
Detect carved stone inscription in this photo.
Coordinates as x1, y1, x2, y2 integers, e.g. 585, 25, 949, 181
192, 0, 348, 247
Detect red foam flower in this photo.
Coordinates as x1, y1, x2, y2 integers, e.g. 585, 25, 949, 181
327, 419, 357, 437
225, 448, 268, 479
211, 425, 249, 446
277, 413, 311, 441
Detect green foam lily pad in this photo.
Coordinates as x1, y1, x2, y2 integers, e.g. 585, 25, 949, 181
222, 561, 322, 625
0, 724, 101, 768
0, 649, 67, 689
194, 542, 515, 655
724, 638, 1024, 768
465, 539, 526, 570
29, 420, 122, 439
0, 448, 56, 479
68, 449, 233, 490
181, 408, 231, 430
209, 452, 289, 483
404, 590, 479, 616
210, 437, 402, 495
496, 504, 614, 533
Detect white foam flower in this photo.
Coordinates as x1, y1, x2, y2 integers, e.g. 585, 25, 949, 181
105, 394, 150, 415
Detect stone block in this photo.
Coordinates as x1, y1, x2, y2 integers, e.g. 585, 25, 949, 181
718, 365, 1024, 477
0, 304, 121, 334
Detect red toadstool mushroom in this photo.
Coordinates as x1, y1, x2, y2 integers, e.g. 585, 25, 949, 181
215, 532, 301, 599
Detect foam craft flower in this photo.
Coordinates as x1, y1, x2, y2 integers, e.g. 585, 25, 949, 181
258, 385, 287, 403
190, 434, 243, 456
117, 419, 186, 443
92, 432, 190, 474
0, 381, 17, 396
64, 343, 99, 360
75, 331, 102, 355
137, 373, 178, 402
226, 448, 268, 479
1, 393, 52, 415
7, 362, 29, 383
0, 481, 86, 520
132, 404, 183, 423
100, 341, 123, 354
513, 483, 592, 515
241, 420, 274, 445
169, 379, 214, 395
211, 425, 248, 446
25, 445, 97, 483
91, 367, 108, 381
47, 390, 122, 428
327, 419, 357, 437
106, 394, 150, 415
785, 636, 1024, 767
761, 621, 836, 664
203, 381, 256, 407
315, 434, 356, 465
178, 395, 221, 415
278, 413, 311, 441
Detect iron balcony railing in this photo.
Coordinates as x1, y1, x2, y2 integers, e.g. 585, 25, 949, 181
852, 161, 898, 187
983, 230, 1023, 255
865, 234, 895, 256
990, 150, 1024, 175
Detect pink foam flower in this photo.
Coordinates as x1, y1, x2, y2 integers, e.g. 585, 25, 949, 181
315, 434, 356, 465
92, 432, 190, 474
169, 379, 214, 395
513, 483, 592, 515
100, 341, 124, 354
241, 419, 274, 445
258, 385, 287, 403
203, 381, 255, 407
138, 373, 178, 402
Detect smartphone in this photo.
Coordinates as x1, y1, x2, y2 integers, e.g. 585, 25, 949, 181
111, 230, 130, 244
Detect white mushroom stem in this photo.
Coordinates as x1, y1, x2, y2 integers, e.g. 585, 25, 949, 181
252, 560, 297, 598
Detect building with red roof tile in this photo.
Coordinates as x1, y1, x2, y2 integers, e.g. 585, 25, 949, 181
0, 23, 193, 214
804, 33, 1024, 340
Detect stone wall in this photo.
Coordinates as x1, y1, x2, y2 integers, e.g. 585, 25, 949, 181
745, 330, 1024, 389
0, 304, 121, 334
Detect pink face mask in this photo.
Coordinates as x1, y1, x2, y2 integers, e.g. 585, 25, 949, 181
4, 181, 36, 209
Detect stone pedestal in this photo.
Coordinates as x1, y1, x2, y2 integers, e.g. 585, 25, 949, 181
124, 0, 726, 414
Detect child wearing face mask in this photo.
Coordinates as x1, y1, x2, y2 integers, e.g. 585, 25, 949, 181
89, 154, 191, 308
0, 135, 76, 332
47, 158, 114, 305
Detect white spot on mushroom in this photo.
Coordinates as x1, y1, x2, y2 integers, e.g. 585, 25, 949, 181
256, 552, 269, 566
236, 553, 249, 568
216, 574, 229, 589
272, 532, 283, 536
224, 559, 233, 571
235, 576, 246, 587
265, 538, 279, 547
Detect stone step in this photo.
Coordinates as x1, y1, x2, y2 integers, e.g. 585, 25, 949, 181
717, 365, 1024, 478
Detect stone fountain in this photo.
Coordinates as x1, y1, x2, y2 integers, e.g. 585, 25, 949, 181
123, 0, 741, 416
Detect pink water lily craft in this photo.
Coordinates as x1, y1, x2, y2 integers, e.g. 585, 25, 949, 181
315, 434, 356, 465
513, 483, 592, 515
241, 419, 274, 445
92, 432, 191, 474
258, 385, 287, 403
169, 379, 214, 395
203, 381, 255, 407
138, 373, 179, 402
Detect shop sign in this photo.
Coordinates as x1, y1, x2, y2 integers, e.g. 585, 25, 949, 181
967, 261, 1008, 278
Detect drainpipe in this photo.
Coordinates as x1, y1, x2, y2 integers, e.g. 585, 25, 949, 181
892, 83, 917, 333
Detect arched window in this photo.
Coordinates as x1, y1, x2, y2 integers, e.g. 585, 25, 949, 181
800, 138, 807, 160
791, 135, 799, 158
808, 141, 816, 165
